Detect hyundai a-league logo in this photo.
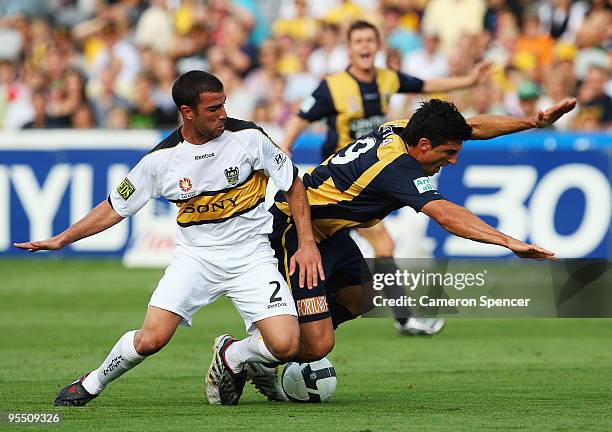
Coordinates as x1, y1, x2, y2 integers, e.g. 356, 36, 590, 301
224, 167, 239, 185
179, 177, 192, 193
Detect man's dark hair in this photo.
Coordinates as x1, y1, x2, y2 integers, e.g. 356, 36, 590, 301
172, 70, 224, 111
401, 99, 472, 147
347, 20, 380, 42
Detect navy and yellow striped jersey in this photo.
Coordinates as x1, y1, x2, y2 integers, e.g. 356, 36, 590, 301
298, 68, 424, 160
273, 120, 444, 242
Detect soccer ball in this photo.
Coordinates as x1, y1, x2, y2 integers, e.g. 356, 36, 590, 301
281, 358, 337, 403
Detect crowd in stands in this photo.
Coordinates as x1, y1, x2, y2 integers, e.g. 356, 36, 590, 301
0, 0, 609, 131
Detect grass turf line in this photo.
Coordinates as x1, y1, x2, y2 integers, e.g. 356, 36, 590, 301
1, 259, 611, 431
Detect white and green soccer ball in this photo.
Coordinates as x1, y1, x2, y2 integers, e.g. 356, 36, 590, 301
281, 357, 337, 403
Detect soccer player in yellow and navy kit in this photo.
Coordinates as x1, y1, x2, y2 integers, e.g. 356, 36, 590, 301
272, 98, 575, 360
241, 98, 576, 400
282, 20, 491, 335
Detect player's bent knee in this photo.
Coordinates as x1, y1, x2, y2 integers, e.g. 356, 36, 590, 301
266, 335, 300, 361
134, 330, 172, 356
299, 332, 335, 362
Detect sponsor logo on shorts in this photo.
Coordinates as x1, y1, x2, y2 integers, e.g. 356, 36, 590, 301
267, 302, 288, 309
297, 296, 328, 317
117, 178, 135, 200
224, 166, 239, 185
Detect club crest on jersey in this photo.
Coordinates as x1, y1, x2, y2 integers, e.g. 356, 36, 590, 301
224, 166, 239, 185
179, 177, 192, 193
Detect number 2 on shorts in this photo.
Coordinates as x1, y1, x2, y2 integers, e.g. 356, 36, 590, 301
269, 281, 282, 303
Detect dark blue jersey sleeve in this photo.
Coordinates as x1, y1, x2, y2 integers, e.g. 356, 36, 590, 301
297, 80, 335, 122
382, 156, 444, 212
397, 71, 425, 94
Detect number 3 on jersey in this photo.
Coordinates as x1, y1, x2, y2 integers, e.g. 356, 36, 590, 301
330, 137, 376, 165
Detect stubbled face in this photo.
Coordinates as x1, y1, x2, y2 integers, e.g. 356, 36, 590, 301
184, 92, 227, 141
418, 140, 463, 175
347, 28, 380, 71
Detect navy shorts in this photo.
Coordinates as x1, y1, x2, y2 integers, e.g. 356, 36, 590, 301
269, 206, 372, 323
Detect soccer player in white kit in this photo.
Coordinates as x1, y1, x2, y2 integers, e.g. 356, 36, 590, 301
14, 71, 324, 406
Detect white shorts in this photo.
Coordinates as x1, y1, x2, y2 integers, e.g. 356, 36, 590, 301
149, 235, 297, 333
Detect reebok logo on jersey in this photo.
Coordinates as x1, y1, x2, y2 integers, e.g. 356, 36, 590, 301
413, 177, 435, 194
117, 178, 136, 200
297, 296, 328, 317
195, 153, 215, 160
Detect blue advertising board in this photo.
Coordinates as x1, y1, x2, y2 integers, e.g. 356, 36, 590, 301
1, 130, 610, 258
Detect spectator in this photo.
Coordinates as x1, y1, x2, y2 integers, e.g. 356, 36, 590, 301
324, 0, 367, 25
422, 0, 487, 53
89, 67, 130, 128
402, 30, 448, 80
245, 40, 282, 103
216, 17, 256, 76
273, 0, 318, 42
514, 13, 554, 76
173, 23, 210, 75
151, 55, 178, 119
22, 90, 52, 129
577, 65, 612, 126
71, 103, 95, 129
83, 20, 141, 93
216, 66, 256, 121
46, 67, 88, 127
516, 80, 542, 117
381, 5, 421, 57
128, 72, 177, 129
538, 0, 589, 42
307, 23, 348, 78
106, 106, 130, 129
134, 0, 173, 54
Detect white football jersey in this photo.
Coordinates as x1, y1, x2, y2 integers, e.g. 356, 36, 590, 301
108, 118, 297, 247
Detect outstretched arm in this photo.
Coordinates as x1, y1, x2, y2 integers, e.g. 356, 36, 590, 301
14, 200, 124, 252
468, 98, 577, 140
284, 176, 325, 288
422, 61, 491, 93
421, 199, 554, 260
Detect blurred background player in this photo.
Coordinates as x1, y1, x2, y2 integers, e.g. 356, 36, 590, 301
281, 20, 491, 336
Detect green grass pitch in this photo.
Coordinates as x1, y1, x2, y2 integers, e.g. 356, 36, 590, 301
1, 259, 611, 431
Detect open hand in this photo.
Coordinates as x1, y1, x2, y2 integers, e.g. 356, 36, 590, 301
289, 241, 325, 289
14, 237, 65, 252
535, 98, 577, 128
507, 238, 555, 260
470, 61, 493, 86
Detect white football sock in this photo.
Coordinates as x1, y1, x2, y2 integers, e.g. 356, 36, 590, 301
224, 330, 280, 373
82, 330, 145, 395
